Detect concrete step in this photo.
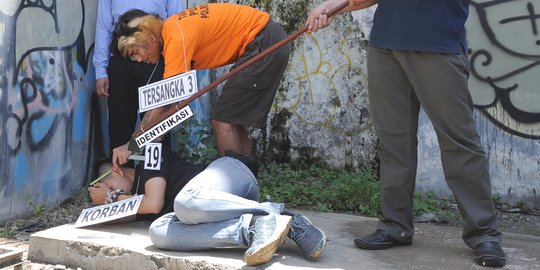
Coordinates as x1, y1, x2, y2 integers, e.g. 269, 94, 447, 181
0, 245, 24, 270
28, 211, 540, 270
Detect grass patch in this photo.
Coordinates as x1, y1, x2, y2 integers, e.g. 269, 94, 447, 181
0, 228, 16, 238
0, 190, 92, 239
258, 162, 381, 217
413, 191, 442, 216
258, 162, 443, 218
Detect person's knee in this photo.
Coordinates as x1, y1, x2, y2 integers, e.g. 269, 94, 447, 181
174, 187, 208, 224
211, 119, 227, 130
175, 205, 207, 224
148, 225, 166, 248
148, 213, 175, 249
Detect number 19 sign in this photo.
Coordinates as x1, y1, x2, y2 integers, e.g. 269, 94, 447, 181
145, 143, 162, 170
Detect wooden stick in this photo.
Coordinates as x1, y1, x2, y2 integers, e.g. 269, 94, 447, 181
131, 0, 350, 139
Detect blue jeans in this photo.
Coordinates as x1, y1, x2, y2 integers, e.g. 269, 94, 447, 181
149, 156, 284, 251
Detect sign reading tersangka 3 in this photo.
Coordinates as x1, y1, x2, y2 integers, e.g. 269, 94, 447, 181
138, 70, 198, 112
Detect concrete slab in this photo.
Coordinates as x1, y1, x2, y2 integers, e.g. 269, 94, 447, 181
28, 211, 540, 269
0, 245, 24, 269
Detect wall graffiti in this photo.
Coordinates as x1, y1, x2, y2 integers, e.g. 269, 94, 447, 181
468, 0, 540, 138
0, 0, 98, 222
260, 9, 377, 168
283, 29, 356, 130
0, 0, 213, 223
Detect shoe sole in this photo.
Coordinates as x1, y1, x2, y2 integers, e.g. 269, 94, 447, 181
300, 216, 327, 261
306, 232, 327, 261
475, 256, 506, 267
244, 215, 292, 266
354, 238, 411, 250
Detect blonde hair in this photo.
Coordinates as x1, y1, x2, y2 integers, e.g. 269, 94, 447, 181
117, 15, 163, 58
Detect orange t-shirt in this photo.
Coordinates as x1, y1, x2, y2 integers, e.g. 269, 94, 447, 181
161, 3, 270, 78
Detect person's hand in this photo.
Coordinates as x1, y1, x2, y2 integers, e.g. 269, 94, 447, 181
88, 182, 110, 205
306, 1, 336, 33
112, 143, 132, 174
96, 77, 110, 97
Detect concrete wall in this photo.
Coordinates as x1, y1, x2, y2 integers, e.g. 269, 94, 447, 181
214, 0, 378, 169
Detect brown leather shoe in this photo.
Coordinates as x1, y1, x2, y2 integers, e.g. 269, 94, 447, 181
474, 242, 506, 267
354, 229, 412, 250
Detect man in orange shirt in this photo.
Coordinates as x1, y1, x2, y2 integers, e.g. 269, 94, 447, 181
112, 3, 291, 164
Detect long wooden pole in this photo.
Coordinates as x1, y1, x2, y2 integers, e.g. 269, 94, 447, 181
130, 1, 350, 143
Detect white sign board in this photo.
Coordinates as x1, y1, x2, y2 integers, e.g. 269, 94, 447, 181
144, 143, 162, 170
138, 70, 198, 112
74, 195, 143, 228
135, 105, 194, 149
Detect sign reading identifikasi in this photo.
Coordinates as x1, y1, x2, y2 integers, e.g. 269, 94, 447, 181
135, 105, 194, 149
138, 70, 198, 112
74, 195, 143, 228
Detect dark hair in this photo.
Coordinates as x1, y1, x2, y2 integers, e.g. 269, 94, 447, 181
109, 9, 150, 56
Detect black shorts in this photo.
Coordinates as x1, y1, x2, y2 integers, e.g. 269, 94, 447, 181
211, 20, 291, 128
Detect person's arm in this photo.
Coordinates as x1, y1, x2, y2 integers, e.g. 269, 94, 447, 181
121, 176, 166, 214
88, 174, 166, 215
87, 166, 135, 205
307, 0, 377, 33
93, 0, 114, 96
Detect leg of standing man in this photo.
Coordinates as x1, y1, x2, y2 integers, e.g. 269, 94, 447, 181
355, 47, 420, 246
397, 49, 504, 266
355, 47, 505, 267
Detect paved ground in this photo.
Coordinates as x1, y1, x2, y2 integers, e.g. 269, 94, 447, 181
13, 211, 540, 270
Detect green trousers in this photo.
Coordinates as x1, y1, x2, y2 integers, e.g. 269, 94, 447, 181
367, 46, 502, 248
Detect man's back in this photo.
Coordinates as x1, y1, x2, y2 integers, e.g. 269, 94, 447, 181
369, 0, 470, 53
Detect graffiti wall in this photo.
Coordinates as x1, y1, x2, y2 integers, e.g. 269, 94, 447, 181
0, 0, 99, 222
216, 0, 379, 168
264, 6, 377, 169
0, 0, 212, 224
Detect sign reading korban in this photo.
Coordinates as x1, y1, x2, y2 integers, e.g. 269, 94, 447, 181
75, 195, 143, 228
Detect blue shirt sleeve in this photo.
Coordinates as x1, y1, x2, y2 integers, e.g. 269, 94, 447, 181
93, 0, 113, 80
166, 0, 184, 17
